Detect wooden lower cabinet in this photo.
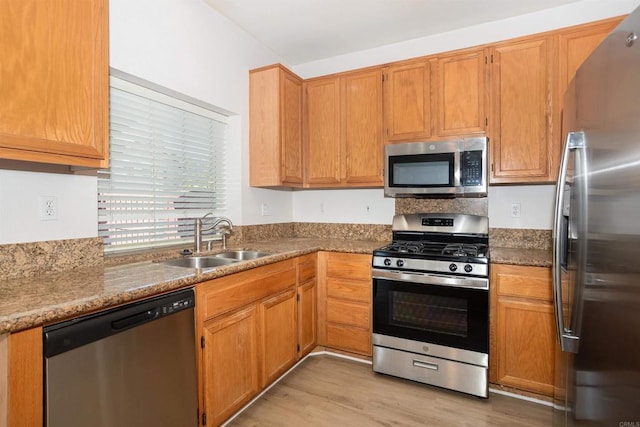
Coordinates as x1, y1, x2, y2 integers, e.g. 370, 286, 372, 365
197, 255, 317, 425
201, 305, 260, 426
319, 252, 372, 356
490, 263, 557, 396
298, 278, 317, 357
260, 288, 298, 387
5, 327, 43, 427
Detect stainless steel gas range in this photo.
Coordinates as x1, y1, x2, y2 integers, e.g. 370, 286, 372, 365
372, 213, 489, 398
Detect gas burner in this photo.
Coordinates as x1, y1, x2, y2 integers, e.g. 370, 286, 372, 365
389, 242, 421, 253
442, 244, 481, 257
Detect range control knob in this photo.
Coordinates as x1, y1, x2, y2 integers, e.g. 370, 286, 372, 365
464, 264, 473, 273
383, 258, 392, 266
449, 263, 458, 272
396, 259, 405, 267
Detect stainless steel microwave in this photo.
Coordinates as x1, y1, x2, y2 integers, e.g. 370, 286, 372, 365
384, 137, 488, 198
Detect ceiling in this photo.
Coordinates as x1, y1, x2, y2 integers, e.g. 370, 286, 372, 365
203, 0, 581, 65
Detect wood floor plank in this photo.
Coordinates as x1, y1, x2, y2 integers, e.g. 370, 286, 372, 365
228, 355, 553, 427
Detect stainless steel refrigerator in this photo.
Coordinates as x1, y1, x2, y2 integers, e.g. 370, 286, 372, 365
553, 7, 640, 426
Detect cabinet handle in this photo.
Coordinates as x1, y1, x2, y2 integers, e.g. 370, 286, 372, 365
413, 360, 438, 371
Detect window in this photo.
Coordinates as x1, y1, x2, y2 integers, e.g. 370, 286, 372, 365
98, 74, 228, 252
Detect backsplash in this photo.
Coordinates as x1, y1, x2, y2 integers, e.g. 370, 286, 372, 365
489, 228, 552, 250
395, 198, 488, 217
0, 237, 103, 280
294, 222, 391, 242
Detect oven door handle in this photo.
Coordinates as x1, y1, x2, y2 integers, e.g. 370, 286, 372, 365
372, 268, 488, 290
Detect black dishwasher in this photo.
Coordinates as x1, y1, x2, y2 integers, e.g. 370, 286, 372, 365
43, 288, 198, 427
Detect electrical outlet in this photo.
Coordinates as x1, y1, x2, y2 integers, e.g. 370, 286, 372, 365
261, 203, 271, 216
511, 203, 521, 218
40, 196, 58, 221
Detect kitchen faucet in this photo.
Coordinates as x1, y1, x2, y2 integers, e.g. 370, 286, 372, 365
194, 213, 234, 253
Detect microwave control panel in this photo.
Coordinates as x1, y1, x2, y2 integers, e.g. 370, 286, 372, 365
461, 150, 484, 186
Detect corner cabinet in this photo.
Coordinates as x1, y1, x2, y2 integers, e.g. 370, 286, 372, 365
318, 252, 372, 356
249, 64, 303, 187
0, 0, 109, 168
304, 69, 384, 187
489, 36, 557, 184
490, 264, 557, 396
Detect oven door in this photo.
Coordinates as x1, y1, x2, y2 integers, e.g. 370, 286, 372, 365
372, 269, 489, 355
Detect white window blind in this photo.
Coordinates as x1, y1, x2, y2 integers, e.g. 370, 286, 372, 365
98, 76, 228, 252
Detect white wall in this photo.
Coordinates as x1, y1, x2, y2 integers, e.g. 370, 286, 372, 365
290, 0, 640, 229
293, 189, 395, 224
0, 171, 97, 244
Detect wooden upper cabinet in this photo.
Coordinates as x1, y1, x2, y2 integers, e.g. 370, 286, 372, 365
489, 36, 557, 184
0, 0, 109, 168
556, 18, 620, 147
342, 69, 384, 185
304, 69, 383, 187
433, 48, 488, 137
304, 76, 342, 185
383, 61, 432, 142
250, 64, 303, 187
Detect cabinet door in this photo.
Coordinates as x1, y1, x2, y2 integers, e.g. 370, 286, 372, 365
249, 65, 302, 187
490, 36, 556, 183
304, 77, 341, 185
490, 264, 557, 396
556, 18, 620, 150
298, 280, 317, 357
0, 0, 108, 167
342, 69, 384, 186
434, 48, 488, 136
260, 288, 298, 387
201, 306, 259, 426
496, 299, 556, 396
383, 61, 432, 142
281, 70, 304, 185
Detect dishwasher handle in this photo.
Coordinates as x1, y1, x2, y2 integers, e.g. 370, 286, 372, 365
111, 309, 160, 330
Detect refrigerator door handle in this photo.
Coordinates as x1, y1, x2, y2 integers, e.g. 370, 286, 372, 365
553, 131, 583, 353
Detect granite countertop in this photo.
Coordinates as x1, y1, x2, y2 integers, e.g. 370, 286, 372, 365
0, 238, 382, 335
490, 247, 552, 267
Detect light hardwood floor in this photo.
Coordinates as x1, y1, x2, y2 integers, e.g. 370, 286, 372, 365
228, 354, 553, 427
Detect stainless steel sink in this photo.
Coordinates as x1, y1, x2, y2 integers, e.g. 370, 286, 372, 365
214, 250, 272, 260
162, 256, 238, 269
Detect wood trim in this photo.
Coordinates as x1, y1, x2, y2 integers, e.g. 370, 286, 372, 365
0, 334, 7, 427
8, 327, 43, 427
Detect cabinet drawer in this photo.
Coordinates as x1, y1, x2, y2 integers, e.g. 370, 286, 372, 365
298, 254, 317, 283
198, 259, 296, 320
327, 299, 370, 329
326, 252, 371, 281
494, 264, 552, 301
327, 278, 370, 303
326, 323, 371, 356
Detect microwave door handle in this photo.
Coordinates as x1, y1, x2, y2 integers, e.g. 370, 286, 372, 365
552, 131, 583, 353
